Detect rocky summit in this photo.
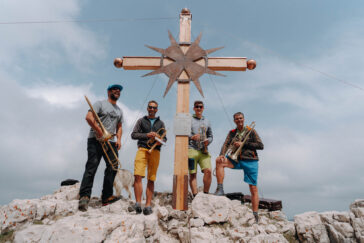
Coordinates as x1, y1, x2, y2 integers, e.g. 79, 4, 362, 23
0, 184, 363, 242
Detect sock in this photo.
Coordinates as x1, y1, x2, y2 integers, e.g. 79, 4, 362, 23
217, 183, 223, 188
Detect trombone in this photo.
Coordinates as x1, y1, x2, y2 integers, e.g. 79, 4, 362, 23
146, 128, 167, 153
85, 96, 121, 171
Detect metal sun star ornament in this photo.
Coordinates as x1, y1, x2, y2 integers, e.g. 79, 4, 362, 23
143, 31, 225, 97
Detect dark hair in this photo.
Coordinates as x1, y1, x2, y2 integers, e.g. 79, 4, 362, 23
233, 112, 244, 119
148, 100, 158, 106
194, 100, 204, 107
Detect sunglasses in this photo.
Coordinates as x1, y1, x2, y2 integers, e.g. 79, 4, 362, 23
194, 105, 204, 109
148, 106, 158, 110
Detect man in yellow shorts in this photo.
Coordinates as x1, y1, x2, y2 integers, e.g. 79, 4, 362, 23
188, 101, 213, 196
131, 100, 167, 215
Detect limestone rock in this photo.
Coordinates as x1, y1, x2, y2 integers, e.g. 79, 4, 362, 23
5, 183, 364, 243
350, 199, 364, 243
249, 233, 288, 243
0, 199, 38, 233
191, 193, 232, 224
14, 211, 124, 243
156, 206, 169, 221
294, 211, 329, 243
190, 217, 204, 227
319, 211, 355, 242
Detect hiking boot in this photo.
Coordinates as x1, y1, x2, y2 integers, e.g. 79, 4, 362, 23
253, 212, 259, 224
128, 202, 142, 214
214, 184, 224, 196
143, 206, 153, 216
102, 195, 121, 206
78, 196, 90, 212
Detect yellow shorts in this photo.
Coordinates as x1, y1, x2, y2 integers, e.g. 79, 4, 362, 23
134, 148, 160, 181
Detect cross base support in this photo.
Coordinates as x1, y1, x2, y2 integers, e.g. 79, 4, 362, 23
172, 174, 189, 210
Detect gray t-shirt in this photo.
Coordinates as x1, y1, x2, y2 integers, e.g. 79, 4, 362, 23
88, 100, 124, 141
188, 115, 213, 151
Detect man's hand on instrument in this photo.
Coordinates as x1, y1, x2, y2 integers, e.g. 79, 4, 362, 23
234, 141, 242, 148
217, 155, 225, 162
191, 134, 200, 141
95, 128, 104, 140
203, 139, 209, 147
116, 140, 122, 150
147, 132, 158, 138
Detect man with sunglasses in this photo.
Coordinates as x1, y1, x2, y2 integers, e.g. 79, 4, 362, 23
78, 84, 124, 212
188, 100, 213, 197
131, 100, 167, 215
214, 112, 263, 223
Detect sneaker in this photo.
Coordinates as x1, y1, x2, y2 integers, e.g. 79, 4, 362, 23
128, 203, 142, 214
102, 195, 121, 206
78, 196, 90, 212
214, 185, 224, 196
143, 206, 153, 215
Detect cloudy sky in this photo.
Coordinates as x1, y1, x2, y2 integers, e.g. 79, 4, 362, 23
1, 0, 364, 219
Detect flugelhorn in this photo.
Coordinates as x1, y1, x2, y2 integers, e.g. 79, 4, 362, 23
197, 125, 208, 154
226, 121, 256, 162
85, 96, 121, 171
147, 127, 166, 153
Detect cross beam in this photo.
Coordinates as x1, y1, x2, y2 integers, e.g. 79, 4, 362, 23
114, 8, 256, 210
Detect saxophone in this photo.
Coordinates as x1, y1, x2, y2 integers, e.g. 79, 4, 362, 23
225, 121, 255, 162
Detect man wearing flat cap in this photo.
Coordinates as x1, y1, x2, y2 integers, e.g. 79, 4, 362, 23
78, 84, 124, 211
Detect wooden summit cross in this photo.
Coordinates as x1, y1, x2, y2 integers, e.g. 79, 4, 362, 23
114, 8, 256, 210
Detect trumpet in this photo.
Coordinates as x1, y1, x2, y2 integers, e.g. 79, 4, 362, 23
225, 121, 256, 162
146, 128, 166, 153
85, 96, 121, 171
197, 125, 208, 154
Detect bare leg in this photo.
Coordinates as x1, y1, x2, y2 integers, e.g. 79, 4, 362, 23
134, 175, 143, 204
216, 157, 225, 184
216, 157, 234, 184
202, 168, 212, 193
249, 184, 259, 212
145, 180, 154, 207
189, 173, 197, 195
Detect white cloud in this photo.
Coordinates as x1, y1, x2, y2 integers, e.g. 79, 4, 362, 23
26, 83, 92, 108
0, 0, 105, 69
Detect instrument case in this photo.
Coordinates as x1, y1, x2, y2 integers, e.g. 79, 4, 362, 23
225, 192, 244, 202
243, 195, 282, 211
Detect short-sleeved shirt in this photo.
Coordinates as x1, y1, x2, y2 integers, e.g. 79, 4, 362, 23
88, 100, 124, 141
188, 115, 213, 151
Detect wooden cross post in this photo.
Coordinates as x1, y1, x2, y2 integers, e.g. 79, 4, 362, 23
114, 8, 256, 210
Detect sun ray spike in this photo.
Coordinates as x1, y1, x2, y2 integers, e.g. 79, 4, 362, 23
145, 45, 165, 55
192, 79, 204, 97
205, 68, 226, 77
205, 46, 224, 55
193, 32, 203, 45
162, 67, 183, 97
168, 30, 178, 46
142, 67, 165, 77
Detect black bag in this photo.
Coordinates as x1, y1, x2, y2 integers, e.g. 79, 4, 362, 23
243, 195, 282, 211
225, 192, 244, 202
60, 179, 79, 186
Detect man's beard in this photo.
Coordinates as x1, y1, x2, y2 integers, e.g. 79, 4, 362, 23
110, 93, 119, 101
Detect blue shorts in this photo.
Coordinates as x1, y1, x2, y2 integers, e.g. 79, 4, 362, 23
227, 156, 258, 186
